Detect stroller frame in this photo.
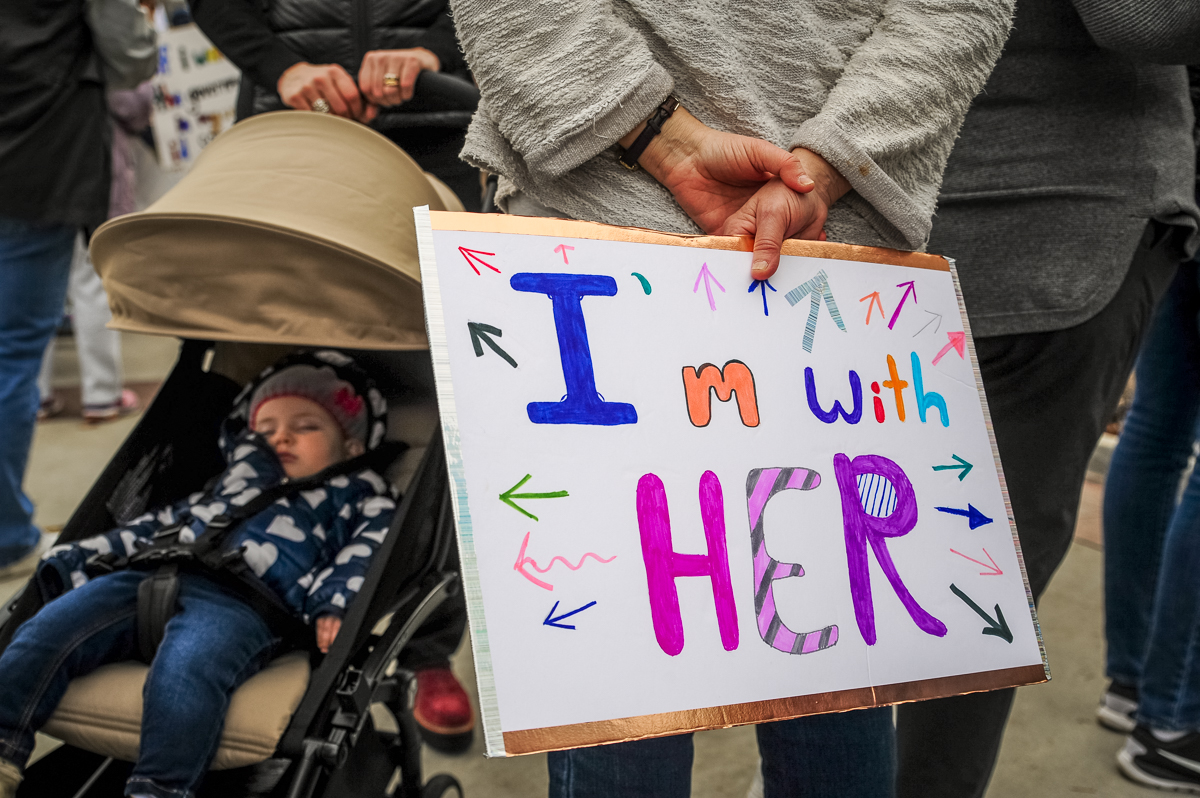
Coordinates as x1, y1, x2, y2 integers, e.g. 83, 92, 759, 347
0, 339, 466, 798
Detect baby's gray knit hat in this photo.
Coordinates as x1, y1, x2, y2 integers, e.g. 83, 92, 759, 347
249, 363, 368, 443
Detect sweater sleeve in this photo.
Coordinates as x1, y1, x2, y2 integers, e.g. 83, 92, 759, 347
36, 505, 173, 600
1071, 0, 1200, 65
788, 0, 1015, 249
305, 494, 395, 621
448, 0, 674, 178
190, 0, 305, 93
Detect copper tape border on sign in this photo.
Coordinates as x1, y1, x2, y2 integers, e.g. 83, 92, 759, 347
428, 211, 950, 273
501, 665, 1048, 755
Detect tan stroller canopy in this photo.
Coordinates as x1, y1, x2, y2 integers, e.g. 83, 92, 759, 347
91, 111, 462, 351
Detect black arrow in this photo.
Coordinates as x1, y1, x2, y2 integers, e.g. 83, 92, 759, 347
950, 584, 1013, 643
467, 322, 517, 368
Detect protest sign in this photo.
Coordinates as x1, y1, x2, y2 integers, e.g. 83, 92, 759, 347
415, 210, 1049, 757
149, 24, 240, 171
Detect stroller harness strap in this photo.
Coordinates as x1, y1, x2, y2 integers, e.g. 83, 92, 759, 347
112, 442, 405, 662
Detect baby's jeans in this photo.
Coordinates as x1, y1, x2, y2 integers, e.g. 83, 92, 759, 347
0, 569, 278, 798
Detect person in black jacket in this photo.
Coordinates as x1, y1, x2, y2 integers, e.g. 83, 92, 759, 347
191, 0, 481, 211
190, 0, 479, 752
0, 0, 155, 581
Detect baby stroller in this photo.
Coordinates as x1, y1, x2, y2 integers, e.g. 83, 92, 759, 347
0, 112, 467, 798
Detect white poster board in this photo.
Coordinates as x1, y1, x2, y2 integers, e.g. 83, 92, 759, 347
416, 211, 1048, 757
149, 24, 240, 171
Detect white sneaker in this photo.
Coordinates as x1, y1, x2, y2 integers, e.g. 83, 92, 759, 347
0, 532, 57, 581
0, 758, 21, 798
1098, 681, 1139, 733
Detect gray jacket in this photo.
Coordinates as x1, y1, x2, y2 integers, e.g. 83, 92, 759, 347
451, 0, 1016, 252
932, 0, 1200, 337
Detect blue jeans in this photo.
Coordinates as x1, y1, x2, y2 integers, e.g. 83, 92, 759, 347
1104, 261, 1200, 731
0, 570, 278, 797
0, 216, 74, 566
548, 706, 894, 798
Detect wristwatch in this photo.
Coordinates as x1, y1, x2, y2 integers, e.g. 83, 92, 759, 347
619, 96, 681, 170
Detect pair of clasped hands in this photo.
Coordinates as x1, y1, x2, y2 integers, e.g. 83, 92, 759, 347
621, 107, 851, 280
276, 48, 440, 125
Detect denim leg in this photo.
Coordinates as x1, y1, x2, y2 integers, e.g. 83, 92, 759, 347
1104, 264, 1200, 687
1138, 460, 1200, 730
547, 734, 694, 798
0, 570, 142, 766
127, 574, 277, 798
758, 708, 894, 798
0, 216, 74, 564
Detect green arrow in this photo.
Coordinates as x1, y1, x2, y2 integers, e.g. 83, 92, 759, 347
468, 322, 517, 368
950, 584, 1013, 643
499, 474, 569, 521
933, 454, 973, 481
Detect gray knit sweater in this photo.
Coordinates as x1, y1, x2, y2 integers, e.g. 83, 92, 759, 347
451, 0, 1015, 252
930, 0, 1200, 337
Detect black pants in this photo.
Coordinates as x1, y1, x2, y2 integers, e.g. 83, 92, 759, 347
895, 221, 1185, 798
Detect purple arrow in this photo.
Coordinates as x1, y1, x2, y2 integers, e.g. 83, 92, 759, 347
936, 504, 994, 530
887, 280, 917, 329
694, 262, 725, 311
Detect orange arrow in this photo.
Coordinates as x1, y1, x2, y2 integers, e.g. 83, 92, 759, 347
932, 331, 965, 365
950, 547, 1002, 576
859, 291, 885, 324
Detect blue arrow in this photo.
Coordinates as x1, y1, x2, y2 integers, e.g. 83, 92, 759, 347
935, 504, 993, 530
748, 278, 777, 316
543, 600, 598, 630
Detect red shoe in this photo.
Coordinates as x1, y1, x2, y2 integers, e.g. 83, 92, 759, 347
413, 667, 475, 755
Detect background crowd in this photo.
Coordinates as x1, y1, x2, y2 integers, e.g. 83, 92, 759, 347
0, 0, 1198, 795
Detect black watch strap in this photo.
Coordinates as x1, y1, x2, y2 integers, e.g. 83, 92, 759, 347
619, 96, 681, 170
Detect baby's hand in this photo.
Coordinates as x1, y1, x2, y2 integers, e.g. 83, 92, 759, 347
316, 615, 342, 653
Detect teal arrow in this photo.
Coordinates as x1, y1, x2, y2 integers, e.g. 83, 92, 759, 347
950, 584, 1013, 643
499, 474, 569, 521
933, 454, 974, 481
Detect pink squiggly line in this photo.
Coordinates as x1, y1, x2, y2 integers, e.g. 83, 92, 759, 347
514, 531, 616, 591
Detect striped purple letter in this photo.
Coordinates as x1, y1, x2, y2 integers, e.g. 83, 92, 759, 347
745, 467, 839, 655
834, 453, 947, 645
637, 471, 739, 656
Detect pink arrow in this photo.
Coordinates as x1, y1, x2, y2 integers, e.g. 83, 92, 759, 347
950, 547, 1003, 576
459, 246, 499, 275
860, 291, 885, 325
887, 281, 917, 329
693, 262, 725, 311
932, 331, 966, 366
553, 244, 574, 264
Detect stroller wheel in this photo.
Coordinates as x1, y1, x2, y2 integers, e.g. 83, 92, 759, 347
420, 773, 463, 798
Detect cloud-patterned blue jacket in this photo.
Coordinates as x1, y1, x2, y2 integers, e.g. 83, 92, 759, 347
37, 428, 396, 624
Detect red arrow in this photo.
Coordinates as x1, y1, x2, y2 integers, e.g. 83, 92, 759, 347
932, 331, 966, 366
951, 547, 1003, 576
887, 281, 917, 329
459, 246, 499, 275
860, 291, 885, 324
553, 244, 574, 264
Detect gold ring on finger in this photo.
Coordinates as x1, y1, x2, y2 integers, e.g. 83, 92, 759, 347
311, 98, 331, 114
382, 73, 400, 88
